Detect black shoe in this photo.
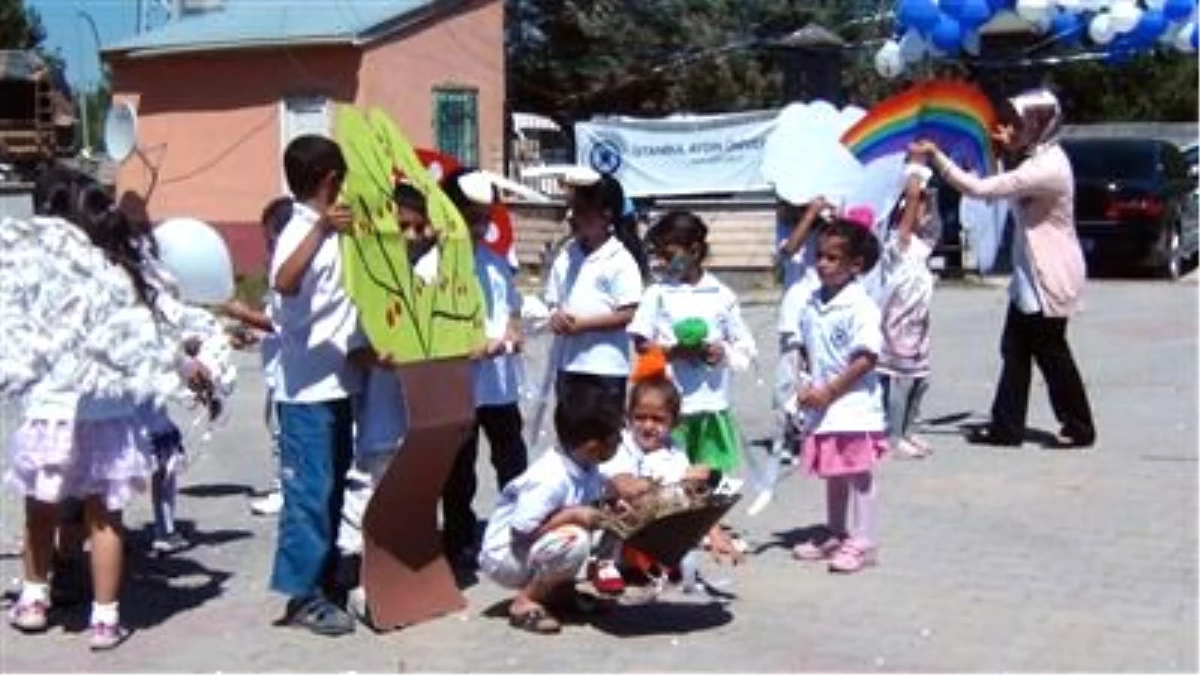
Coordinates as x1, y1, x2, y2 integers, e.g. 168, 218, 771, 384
275, 596, 355, 637
1044, 431, 1095, 449
964, 425, 1021, 447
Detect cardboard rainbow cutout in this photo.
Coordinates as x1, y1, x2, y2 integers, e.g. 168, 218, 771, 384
840, 80, 998, 175
335, 106, 484, 363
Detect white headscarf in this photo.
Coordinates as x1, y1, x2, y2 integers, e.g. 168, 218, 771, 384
1007, 88, 1063, 154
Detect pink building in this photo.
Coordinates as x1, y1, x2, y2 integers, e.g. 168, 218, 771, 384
102, 0, 505, 275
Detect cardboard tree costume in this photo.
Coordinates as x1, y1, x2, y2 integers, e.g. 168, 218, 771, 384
336, 106, 485, 630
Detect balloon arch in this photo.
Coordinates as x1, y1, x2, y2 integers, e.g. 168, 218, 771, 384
874, 0, 1198, 77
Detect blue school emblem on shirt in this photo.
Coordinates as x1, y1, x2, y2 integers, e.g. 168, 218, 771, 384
830, 320, 852, 349
597, 275, 613, 296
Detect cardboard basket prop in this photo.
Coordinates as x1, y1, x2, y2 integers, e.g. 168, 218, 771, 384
598, 481, 741, 568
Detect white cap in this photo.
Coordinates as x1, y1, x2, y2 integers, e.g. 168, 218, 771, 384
560, 166, 602, 187
457, 170, 495, 205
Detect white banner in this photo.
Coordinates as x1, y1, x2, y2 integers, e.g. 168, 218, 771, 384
575, 110, 778, 198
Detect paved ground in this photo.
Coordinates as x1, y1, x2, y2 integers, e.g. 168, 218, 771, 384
0, 279, 1196, 672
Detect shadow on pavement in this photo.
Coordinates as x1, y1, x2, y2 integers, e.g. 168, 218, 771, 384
753, 524, 831, 555
179, 483, 256, 499
481, 595, 733, 638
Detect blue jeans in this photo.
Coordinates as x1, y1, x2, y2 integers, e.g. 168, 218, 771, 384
270, 398, 354, 599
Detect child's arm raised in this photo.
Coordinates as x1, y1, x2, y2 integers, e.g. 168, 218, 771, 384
781, 196, 829, 257
272, 205, 352, 296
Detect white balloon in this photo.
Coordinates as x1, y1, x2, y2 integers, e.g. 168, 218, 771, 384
899, 28, 929, 63
1175, 20, 1198, 50
153, 218, 235, 305
1084, 0, 1111, 10
1145, 0, 1167, 9
875, 45, 905, 78
1089, 12, 1117, 42
1017, 0, 1051, 22
1109, 0, 1142, 32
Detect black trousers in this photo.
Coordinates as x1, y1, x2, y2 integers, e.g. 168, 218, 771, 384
555, 371, 628, 415
990, 304, 1096, 444
442, 403, 529, 556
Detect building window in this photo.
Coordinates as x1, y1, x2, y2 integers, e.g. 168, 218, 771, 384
433, 88, 478, 166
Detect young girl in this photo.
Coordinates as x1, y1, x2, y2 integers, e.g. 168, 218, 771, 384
630, 211, 756, 476
792, 218, 887, 574
544, 174, 645, 414
3, 177, 219, 649
595, 375, 739, 592
877, 158, 941, 459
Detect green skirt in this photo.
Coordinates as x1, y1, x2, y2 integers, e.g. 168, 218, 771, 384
672, 410, 741, 473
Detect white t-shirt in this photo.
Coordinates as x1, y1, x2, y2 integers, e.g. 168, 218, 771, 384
777, 268, 820, 344
354, 367, 408, 457
544, 236, 643, 377
268, 203, 361, 403
599, 430, 690, 484
260, 291, 281, 393
627, 273, 754, 415
798, 280, 886, 434
478, 448, 606, 573
474, 245, 522, 407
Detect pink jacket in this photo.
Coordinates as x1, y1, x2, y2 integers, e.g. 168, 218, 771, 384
936, 145, 1086, 318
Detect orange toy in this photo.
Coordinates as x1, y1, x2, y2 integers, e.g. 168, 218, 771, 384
631, 345, 668, 383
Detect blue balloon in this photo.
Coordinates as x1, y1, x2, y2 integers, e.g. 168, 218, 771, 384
931, 14, 964, 51
1050, 11, 1082, 46
1133, 8, 1168, 45
1193, 23, 1198, 49
909, 0, 942, 32
1164, 0, 1196, 22
941, 0, 966, 19
960, 0, 993, 29
988, 0, 1016, 11
1105, 34, 1138, 63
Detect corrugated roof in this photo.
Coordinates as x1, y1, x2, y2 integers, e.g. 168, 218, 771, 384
103, 0, 438, 57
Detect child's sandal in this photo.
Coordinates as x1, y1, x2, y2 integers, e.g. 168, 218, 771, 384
509, 606, 561, 634
828, 540, 877, 574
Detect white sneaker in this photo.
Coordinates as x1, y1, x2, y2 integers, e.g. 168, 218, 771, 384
249, 490, 284, 516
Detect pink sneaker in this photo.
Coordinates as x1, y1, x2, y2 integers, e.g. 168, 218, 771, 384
89, 621, 131, 651
828, 540, 877, 574
8, 598, 49, 633
792, 535, 844, 561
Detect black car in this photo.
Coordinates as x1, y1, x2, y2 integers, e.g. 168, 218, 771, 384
1062, 137, 1198, 278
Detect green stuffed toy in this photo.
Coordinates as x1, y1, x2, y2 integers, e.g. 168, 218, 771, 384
672, 318, 709, 350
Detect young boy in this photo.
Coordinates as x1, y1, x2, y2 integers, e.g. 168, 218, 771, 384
441, 169, 530, 572
268, 135, 360, 637
477, 382, 623, 635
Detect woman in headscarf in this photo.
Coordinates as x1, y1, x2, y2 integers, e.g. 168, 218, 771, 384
910, 87, 1096, 449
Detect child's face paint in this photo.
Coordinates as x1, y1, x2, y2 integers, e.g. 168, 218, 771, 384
629, 390, 676, 453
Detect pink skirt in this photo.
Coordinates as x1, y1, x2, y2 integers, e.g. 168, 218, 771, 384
5, 417, 152, 512
801, 431, 889, 478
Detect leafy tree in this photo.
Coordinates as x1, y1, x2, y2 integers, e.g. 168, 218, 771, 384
0, 0, 46, 50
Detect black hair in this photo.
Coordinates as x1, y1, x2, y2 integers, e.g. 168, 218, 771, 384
554, 382, 624, 451
646, 210, 710, 262
573, 174, 650, 279
819, 218, 881, 274
260, 196, 294, 236
629, 375, 682, 421
35, 168, 159, 314
393, 182, 428, 216
283, 135, 346, 201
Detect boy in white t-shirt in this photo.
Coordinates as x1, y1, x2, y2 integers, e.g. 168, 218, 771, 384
477, 382, 623, 635
267, 135, 360, 637
440, 170, 530, 570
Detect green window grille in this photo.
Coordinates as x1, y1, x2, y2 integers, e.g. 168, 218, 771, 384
433, 88, 479, 166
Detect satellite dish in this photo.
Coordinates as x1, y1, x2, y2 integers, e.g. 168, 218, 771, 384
104, 101, 139, 163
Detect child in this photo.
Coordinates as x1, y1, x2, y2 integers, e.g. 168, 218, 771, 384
544, 174, 645, 414
440, 169, 529, 570
792, 218, 887, 574
268, 134, 360, 636
477, 382, 623, 635
877, 158, 941, 459
5, 176, 207, 650
774, 198, 833, 463
222, 196, 293, 516
595, 375, 739, 592
630, 211, 755, 477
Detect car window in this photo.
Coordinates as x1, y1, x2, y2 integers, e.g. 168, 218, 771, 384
1062, 141, 1157, 181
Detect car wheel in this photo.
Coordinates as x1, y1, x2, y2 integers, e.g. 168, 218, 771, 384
1159, 226, 1182, 280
